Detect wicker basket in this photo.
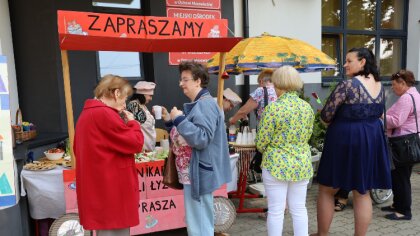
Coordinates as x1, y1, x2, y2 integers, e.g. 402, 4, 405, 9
13, 109, 37, 142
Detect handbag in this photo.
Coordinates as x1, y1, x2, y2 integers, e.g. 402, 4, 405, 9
250, 87, 268, 174
388, 94, 420, 166
162, 149, 183, 190
250, 151, 263, 173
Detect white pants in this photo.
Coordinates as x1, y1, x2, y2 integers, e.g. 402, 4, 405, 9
262, 169, 309, 236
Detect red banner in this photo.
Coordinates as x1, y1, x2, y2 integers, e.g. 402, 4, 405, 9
167, 7, 221, 19
58, 10, 227, 39
166, 8, 225, 65
166, 0, 221, 9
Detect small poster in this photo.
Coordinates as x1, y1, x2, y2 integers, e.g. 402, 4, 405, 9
166, 7, 226, 65
0, 55, 16, 208
166, 0, 221, 9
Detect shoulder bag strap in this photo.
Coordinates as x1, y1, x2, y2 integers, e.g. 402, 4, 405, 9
254, 87, 269, 117
263, 86, 268, 108
408, 94, 419, 133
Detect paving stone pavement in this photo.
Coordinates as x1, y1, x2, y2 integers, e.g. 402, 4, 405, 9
152, 165, 420, 236
226, 165, 420, 236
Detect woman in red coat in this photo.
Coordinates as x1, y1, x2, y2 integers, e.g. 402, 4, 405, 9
74, 74, 144, 236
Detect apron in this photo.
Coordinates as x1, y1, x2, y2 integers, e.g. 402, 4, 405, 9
140, 104, 156, 151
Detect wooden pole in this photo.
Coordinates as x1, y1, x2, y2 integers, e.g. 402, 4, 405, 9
217, 52, 227, 109
60, 50, 76, 168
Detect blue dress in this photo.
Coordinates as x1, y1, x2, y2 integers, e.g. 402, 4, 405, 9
317, 78, 392, 193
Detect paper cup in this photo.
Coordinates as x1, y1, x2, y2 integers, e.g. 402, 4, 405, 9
153, 106, 162, 120
241, 133, 248, 145
161, 139, 169, 151
247, 132, 254, 145
236, 132, 243, 145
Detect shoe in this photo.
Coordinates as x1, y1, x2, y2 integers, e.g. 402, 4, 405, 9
334, 199, 346, 212
384, 213, 412, 220
380, 206, 396, 212
257, 212, 267, 219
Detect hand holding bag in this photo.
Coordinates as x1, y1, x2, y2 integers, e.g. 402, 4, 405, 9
162, 149, 183, 190
388, 94, 420, 166
250, 151, 263, 173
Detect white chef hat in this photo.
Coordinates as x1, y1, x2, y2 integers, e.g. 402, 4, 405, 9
134, 81, 156, 95
223, 88, 242, 106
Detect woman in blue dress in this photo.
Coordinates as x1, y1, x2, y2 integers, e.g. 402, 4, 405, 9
315, 48, 392, 236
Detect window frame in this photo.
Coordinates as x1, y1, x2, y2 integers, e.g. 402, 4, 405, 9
95, 51, 146, 83
92, 0, 143, 15
92, 0, 152, 84
322, 34, 342, 77
321, 0, 409, 86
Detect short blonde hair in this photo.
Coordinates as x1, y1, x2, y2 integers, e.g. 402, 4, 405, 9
272, 66, 303, 92
94, 74, 133, 99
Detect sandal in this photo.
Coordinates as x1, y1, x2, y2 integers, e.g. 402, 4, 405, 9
334, 199, 346, 212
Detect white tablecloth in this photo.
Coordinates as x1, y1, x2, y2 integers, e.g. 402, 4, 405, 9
227, 153, 239, 192
19, 154, 239, 220
20, 166, 66, 219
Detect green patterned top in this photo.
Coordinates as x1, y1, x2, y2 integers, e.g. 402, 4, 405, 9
256, 91, 314, 181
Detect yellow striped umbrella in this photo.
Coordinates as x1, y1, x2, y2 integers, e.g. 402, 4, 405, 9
207, 32, 336, 75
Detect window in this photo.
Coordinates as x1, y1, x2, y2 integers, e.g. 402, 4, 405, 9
321, 0, 407, 85
92, 0, 147, 82
93, 0, 141, 10
97, 51, 143, 80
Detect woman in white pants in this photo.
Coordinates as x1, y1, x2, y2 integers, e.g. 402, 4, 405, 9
256, 66, 314, 236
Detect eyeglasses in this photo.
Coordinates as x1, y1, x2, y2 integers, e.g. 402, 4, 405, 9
179, 78, 193, 83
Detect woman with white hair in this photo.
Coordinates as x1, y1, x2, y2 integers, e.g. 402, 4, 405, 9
255, 66, 314, 236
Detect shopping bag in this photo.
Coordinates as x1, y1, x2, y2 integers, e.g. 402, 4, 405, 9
162, 149, 183, 190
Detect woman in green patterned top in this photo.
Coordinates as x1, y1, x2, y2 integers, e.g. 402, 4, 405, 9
256, 65, 314, 236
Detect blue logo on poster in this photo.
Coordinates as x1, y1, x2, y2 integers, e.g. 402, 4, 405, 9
0, 75, 7, 93
0, 94, 9, 110
68, 182, 76, 190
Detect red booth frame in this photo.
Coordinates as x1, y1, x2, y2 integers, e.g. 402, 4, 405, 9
56, 10, 242, 234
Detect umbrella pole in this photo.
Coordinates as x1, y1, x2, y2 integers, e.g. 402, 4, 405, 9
60, 50, 76, 168
217, 52, 227, 109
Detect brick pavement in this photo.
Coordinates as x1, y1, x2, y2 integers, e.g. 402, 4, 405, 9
151, 165, 420, 236
226, 164, 420, 236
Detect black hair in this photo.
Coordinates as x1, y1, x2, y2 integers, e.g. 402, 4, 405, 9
129, 93, 146, 104
178, 61, 209, 88
348, 48, 380, 81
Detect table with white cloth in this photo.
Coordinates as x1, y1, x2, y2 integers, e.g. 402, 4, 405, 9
20, 166, 66, 219
19, 154, 239, 220
227, 153, 239, 192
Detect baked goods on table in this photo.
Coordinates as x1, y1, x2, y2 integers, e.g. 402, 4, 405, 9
23, 162, 57, 171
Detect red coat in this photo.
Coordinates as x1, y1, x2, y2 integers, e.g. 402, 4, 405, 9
74, 99, 144, 230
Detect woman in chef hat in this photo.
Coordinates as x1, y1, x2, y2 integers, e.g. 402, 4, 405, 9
127, 81, 157, 151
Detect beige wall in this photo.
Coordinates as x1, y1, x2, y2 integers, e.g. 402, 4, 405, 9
407, 0, 420, 81
247, 0, 322, 84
